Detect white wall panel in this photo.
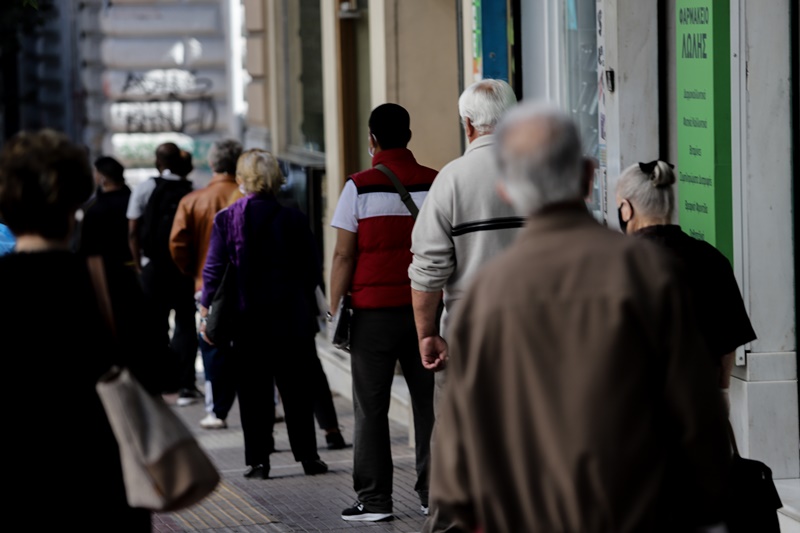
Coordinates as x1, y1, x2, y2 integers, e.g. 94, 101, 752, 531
100, 38, 226, 69
99, 5, 220, 37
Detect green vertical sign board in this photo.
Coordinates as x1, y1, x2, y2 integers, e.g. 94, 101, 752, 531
676, 0, 733, 263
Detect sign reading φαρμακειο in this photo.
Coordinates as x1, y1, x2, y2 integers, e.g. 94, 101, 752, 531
676, 0, 733, 264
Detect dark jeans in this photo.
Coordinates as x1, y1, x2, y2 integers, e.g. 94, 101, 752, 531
235, 329, 320, 466
140, 261, 197, 392
198, 334, 236, 420
350, 306, 435, 513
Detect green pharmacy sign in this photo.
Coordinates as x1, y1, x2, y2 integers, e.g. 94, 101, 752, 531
676, 0, 733, 263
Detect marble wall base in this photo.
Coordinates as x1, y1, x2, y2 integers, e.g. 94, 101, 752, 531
730, 376, 799, 479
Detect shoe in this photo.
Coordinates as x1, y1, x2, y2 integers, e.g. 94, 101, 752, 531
199, 413, 227, 429
421, 505, 429, 516
301, 459, 329, 475
341, 501, 393, 522
177, 388, 203, 407
243, 464, 269, 479
326, 431, 347, 450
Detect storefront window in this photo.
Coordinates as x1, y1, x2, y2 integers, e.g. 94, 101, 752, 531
563, 0, 600, 219
564, 0, 598, 158
283, 0, 325, 154
519, 0, 601, 220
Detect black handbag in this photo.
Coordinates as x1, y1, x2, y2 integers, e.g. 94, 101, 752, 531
205, 262, 237, 346
331, 294, 352, 352
723, 421, 783, 533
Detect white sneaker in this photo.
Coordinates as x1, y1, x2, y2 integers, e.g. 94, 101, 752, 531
200, 414, 227, 429
421, 505, 429, 516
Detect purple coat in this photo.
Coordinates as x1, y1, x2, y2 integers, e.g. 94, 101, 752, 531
201, 193, 322, 337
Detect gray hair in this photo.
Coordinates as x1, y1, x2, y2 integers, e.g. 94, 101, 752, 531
208, 138, 243, 175
495, 102, 585, 215
458, 79, 518, 135
616, 161, 676, 220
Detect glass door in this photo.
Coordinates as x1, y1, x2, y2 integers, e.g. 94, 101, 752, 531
518, 0, 602, 221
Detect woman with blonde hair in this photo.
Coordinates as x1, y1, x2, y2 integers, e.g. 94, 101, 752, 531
615, 160, 756, 397
200, 149, 329, 479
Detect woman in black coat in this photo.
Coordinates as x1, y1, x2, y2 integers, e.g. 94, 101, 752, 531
615, 160, 756, 398
0, 130, 171, 531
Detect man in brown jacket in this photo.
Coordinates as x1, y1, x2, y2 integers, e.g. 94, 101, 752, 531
428, 103, 731, 533
170, 138, 242, 428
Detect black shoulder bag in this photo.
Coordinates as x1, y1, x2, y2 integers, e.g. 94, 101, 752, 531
723, 420, 783, 533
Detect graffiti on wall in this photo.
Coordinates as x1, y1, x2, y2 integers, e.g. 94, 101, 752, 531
112, 69, 217, 134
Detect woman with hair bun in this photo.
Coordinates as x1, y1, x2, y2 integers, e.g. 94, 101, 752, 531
615, 160, 756, 401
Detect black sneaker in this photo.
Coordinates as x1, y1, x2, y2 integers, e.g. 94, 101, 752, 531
177, 388, 203, 407
243, 464, 269, 479
341, 501, 392, 522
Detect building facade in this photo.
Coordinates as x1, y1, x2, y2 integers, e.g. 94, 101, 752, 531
78, 0, 245, 186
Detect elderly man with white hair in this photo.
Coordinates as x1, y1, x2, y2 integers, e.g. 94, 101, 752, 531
428, 102, 731, 533
409, 78, 521, 385
409, 77, 520, 533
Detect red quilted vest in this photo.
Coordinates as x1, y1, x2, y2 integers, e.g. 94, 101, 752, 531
349, 148, 437, 309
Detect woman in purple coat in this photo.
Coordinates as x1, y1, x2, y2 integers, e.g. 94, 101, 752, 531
200, 148, 328, 479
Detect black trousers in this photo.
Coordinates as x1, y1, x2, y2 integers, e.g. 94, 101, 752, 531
140, 260, 197, 392
235, 330, 320, 466
350, 306, 435, 513
312, 353, 340, 431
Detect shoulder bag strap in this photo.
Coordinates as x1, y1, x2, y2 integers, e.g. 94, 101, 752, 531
375, 163, 419, 220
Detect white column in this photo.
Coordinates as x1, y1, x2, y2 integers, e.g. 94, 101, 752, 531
369, 0, 389, 107
599, 0, 660, 227
321, 0, 343, 288
729, 0, 798, 480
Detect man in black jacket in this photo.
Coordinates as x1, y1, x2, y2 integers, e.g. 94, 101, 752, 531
127, 143, 199, 404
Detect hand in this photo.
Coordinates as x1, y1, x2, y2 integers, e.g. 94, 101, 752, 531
420, 335, 448, 372
199, 309, 213, 345
199, 321, 214, 345
326, 313, 337, 344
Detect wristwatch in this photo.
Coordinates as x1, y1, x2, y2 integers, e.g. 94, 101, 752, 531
325, 312, 334, 322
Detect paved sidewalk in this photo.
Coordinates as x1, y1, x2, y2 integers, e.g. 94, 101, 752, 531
153, 374, 427, 533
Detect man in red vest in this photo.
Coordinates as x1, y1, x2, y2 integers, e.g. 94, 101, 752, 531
329, 103, 436, 522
